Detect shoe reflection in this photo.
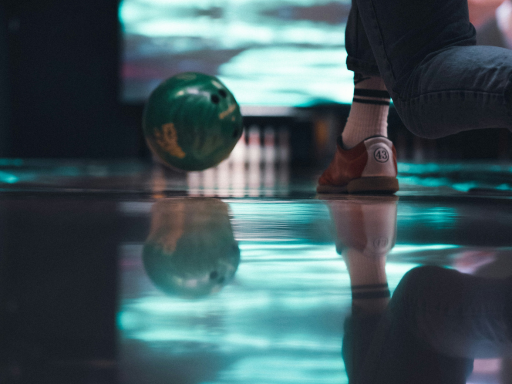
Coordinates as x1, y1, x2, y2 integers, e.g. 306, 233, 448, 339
325, 196, 512, 383
326, 196, 398, 315
143, 198, 240, 298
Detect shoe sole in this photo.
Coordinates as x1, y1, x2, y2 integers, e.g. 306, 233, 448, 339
316, 176, 399, 194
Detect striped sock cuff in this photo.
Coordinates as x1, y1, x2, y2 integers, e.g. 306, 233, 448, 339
351, 283, 390, 300
353, 89, 390, 106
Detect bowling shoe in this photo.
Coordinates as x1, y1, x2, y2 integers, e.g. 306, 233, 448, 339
317, 136, 398, 194
323, 195, 398, 257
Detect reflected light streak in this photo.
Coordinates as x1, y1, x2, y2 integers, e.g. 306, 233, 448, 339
0, 171, 19, 184
229, 202, 330, 222
239, 243, 333, 250
398, 175, 477, 191
0, 158, 23, 166
398, 162, 512, 192
124, 327, 342, 353
210, 356, 345, 384
119, 252, 420, 384
390, 244, 459, 253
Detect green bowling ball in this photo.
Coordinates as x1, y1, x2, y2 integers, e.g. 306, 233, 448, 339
143, 72, 243, 171
143, 198, 240, 298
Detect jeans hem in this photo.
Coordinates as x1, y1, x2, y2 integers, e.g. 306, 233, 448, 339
346, 56, 381, 77
505, 74, 512, 118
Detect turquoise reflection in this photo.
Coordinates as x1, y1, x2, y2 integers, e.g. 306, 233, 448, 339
496, 183, 512, 190
398, 162, 512, 192
0, 171, 19, 184
0, 159, 24, 166
204, 356, 345, 384
119, 198, 429, 384
391, 244, 459, 253
398, 176, 479, 192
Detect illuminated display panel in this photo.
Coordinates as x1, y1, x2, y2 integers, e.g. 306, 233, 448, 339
120, 0, 354, 107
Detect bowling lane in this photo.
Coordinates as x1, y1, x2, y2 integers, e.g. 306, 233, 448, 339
1, 159, 512, 383
117, 195, 512, 384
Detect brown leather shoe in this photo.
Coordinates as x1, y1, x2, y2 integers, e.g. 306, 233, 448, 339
317, 136, 399, 194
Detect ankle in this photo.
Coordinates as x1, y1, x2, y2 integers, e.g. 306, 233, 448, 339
341, 74, 390, 149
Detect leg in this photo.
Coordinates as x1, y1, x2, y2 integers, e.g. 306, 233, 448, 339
316, 1, 399, 194
331, 197, 398, 313
331, 197, 397, 381
393, 266, 512, 358
344, 0, 391, 151
355, 0, 512, 138
345, 0, 380, 77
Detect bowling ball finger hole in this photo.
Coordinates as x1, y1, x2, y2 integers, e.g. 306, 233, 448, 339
218, 90, 227, 98
210, 94, 220, 104
232, 128, 240, 138
210, 271, 219, 280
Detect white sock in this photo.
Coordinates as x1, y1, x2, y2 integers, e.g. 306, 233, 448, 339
341, 74, 391, 149
343, 248, 390, 314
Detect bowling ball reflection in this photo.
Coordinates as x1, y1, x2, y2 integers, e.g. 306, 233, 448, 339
143, 198, 240, 298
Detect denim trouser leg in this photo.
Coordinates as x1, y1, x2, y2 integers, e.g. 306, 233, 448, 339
393, 266, 512, 358
345, 0, 512, 138
345, 0, 380, 77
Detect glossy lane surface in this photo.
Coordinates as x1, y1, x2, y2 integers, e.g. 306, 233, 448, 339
1, 160, 512, 383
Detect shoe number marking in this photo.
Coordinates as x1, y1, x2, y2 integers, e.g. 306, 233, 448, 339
374, 148, 389, 163
373, 237, 390, 250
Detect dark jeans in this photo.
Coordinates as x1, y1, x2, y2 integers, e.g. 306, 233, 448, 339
345, 0, 512, 138
343, 266, 512, 383
394, 266, 512, 359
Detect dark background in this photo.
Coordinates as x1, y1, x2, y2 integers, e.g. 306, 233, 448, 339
0, 0, 510, 162
0, 0, 141, 158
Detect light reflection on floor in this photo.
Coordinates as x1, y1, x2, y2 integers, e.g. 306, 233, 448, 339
117, 190, 512, 383
2, 152, 512, 383
118, 199, 417, 384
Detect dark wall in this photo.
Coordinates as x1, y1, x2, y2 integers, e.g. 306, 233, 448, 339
0, 4, 8, 156
4, 0, 140, 158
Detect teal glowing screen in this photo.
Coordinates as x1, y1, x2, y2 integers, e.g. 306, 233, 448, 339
120, 0, 354, 106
